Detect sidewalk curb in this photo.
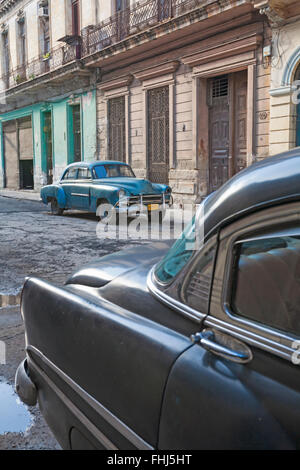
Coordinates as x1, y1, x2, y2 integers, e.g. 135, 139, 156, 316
0, 191, 41, 203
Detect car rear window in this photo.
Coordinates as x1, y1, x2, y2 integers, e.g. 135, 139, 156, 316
93, 164, 135, 179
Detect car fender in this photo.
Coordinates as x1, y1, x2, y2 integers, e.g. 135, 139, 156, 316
41, 185, 66, 208
151, 183, 170, 193
90, 185, 120, 211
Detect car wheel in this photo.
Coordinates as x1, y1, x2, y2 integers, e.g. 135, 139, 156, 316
51, 198, 64, 216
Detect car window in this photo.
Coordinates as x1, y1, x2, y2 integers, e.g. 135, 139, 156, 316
155, 217, 196, 283
63, 168, 78, 180
183, 243, 216, 313
231, 235, 300, 336
105, 164, 135, 178
93, 165, 107, 179
78, 168, 92, 179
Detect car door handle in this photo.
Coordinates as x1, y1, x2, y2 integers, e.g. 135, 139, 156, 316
191, 329, 253, 364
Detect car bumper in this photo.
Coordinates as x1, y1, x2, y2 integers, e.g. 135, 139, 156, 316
115, 197, 173, 216
15, 358, 37, 407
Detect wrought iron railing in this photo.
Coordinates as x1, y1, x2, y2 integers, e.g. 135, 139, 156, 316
81, 0, 202, 56
1, 0, 202, 90
1, 43, 77, 90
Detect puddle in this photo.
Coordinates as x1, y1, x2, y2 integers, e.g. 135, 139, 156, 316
0, 378, 33, 434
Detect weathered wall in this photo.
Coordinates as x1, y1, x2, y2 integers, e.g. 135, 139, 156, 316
96, 26, 271, 204
269, 20, 300, 155
82, 90, 97, 162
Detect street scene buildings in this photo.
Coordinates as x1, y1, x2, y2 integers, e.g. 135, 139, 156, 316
0, 0, 299, 205
1, 0, 300, 451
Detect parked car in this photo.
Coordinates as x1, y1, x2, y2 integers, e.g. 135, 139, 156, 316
40, 161, 172, 221
16, 148, 300, 450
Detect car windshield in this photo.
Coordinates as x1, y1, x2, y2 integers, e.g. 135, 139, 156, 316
155, 216, 196, 283
93, 164, 135, 179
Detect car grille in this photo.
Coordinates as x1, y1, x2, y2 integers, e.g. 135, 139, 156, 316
128, 194, 166, 206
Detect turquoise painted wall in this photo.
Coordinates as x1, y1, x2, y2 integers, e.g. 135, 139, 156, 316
53, 100, 69, 170
0, 89, 97, 188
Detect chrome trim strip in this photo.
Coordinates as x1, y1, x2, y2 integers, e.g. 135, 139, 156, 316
204, 316, 293, 362
28, 355, 118, 450
147, 266, 205, 323
71, 193, 89, 198
27, 345, 153, 450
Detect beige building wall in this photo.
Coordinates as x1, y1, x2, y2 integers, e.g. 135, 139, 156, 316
269, 19, 300, 155
97, 0, 113, 22
96, 46, 270, 205
51, 0, 67, 46
80, 0, 97, 29
26, 1, 40, 61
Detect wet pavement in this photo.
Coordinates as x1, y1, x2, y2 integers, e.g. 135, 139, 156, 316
0, 379, 33, 435
0, 196, 146, 449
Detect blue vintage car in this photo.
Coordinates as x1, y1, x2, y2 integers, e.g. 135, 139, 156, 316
41, 161, 172, 220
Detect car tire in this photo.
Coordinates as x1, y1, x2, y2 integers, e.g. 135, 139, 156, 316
51, 198, 64, 216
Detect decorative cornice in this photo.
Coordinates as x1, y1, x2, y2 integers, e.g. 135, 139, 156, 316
182, 33, 261, 67
98, 74, 133, 92
0, 0, 23, 18
253, 1, 285, 25
134, 61, 179, 82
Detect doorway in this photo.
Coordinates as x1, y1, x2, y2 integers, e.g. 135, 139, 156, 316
147, 86, 169, 185
43, 111, 53, 185
69, 104, 82, 163
18, 116, 34, 190
208, 70, 248, 193
108, 96, 126, 162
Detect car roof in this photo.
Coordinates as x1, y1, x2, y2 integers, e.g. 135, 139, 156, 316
65, 161, 129, 170
202, 147, 300, 240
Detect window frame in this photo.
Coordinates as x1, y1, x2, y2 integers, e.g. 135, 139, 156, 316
61, 167, 79, 181
77, 168, 92, 180
229, 229, 300, 335
148, 234, 219, 324
204, 201, 300, 363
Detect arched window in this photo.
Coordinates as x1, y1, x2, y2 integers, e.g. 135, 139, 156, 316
296, 64, 300, 147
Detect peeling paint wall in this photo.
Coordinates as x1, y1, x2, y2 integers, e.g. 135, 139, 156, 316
82, 91, 97, 162
0, 90, 97, 190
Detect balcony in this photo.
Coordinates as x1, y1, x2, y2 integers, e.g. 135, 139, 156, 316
81, 0, 203, 56
0, 0, 210, 95
1, 43, 78, 92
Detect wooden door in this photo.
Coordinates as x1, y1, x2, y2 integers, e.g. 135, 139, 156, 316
71, 105, 82, 162
3, 121, 18, 189
209, 75, 230, 192
43, 111, 53, 185
108, 96, 126, 162
234, 70, 247, 173
147, 86, 169, 184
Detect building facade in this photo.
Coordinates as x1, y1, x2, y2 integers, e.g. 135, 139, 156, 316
87, 0, 272, 204
253, 0, 300, 156
1, 0, 299, 204
0, 0, 97, 191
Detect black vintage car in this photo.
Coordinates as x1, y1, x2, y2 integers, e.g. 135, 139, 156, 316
16, 148, 300, 450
